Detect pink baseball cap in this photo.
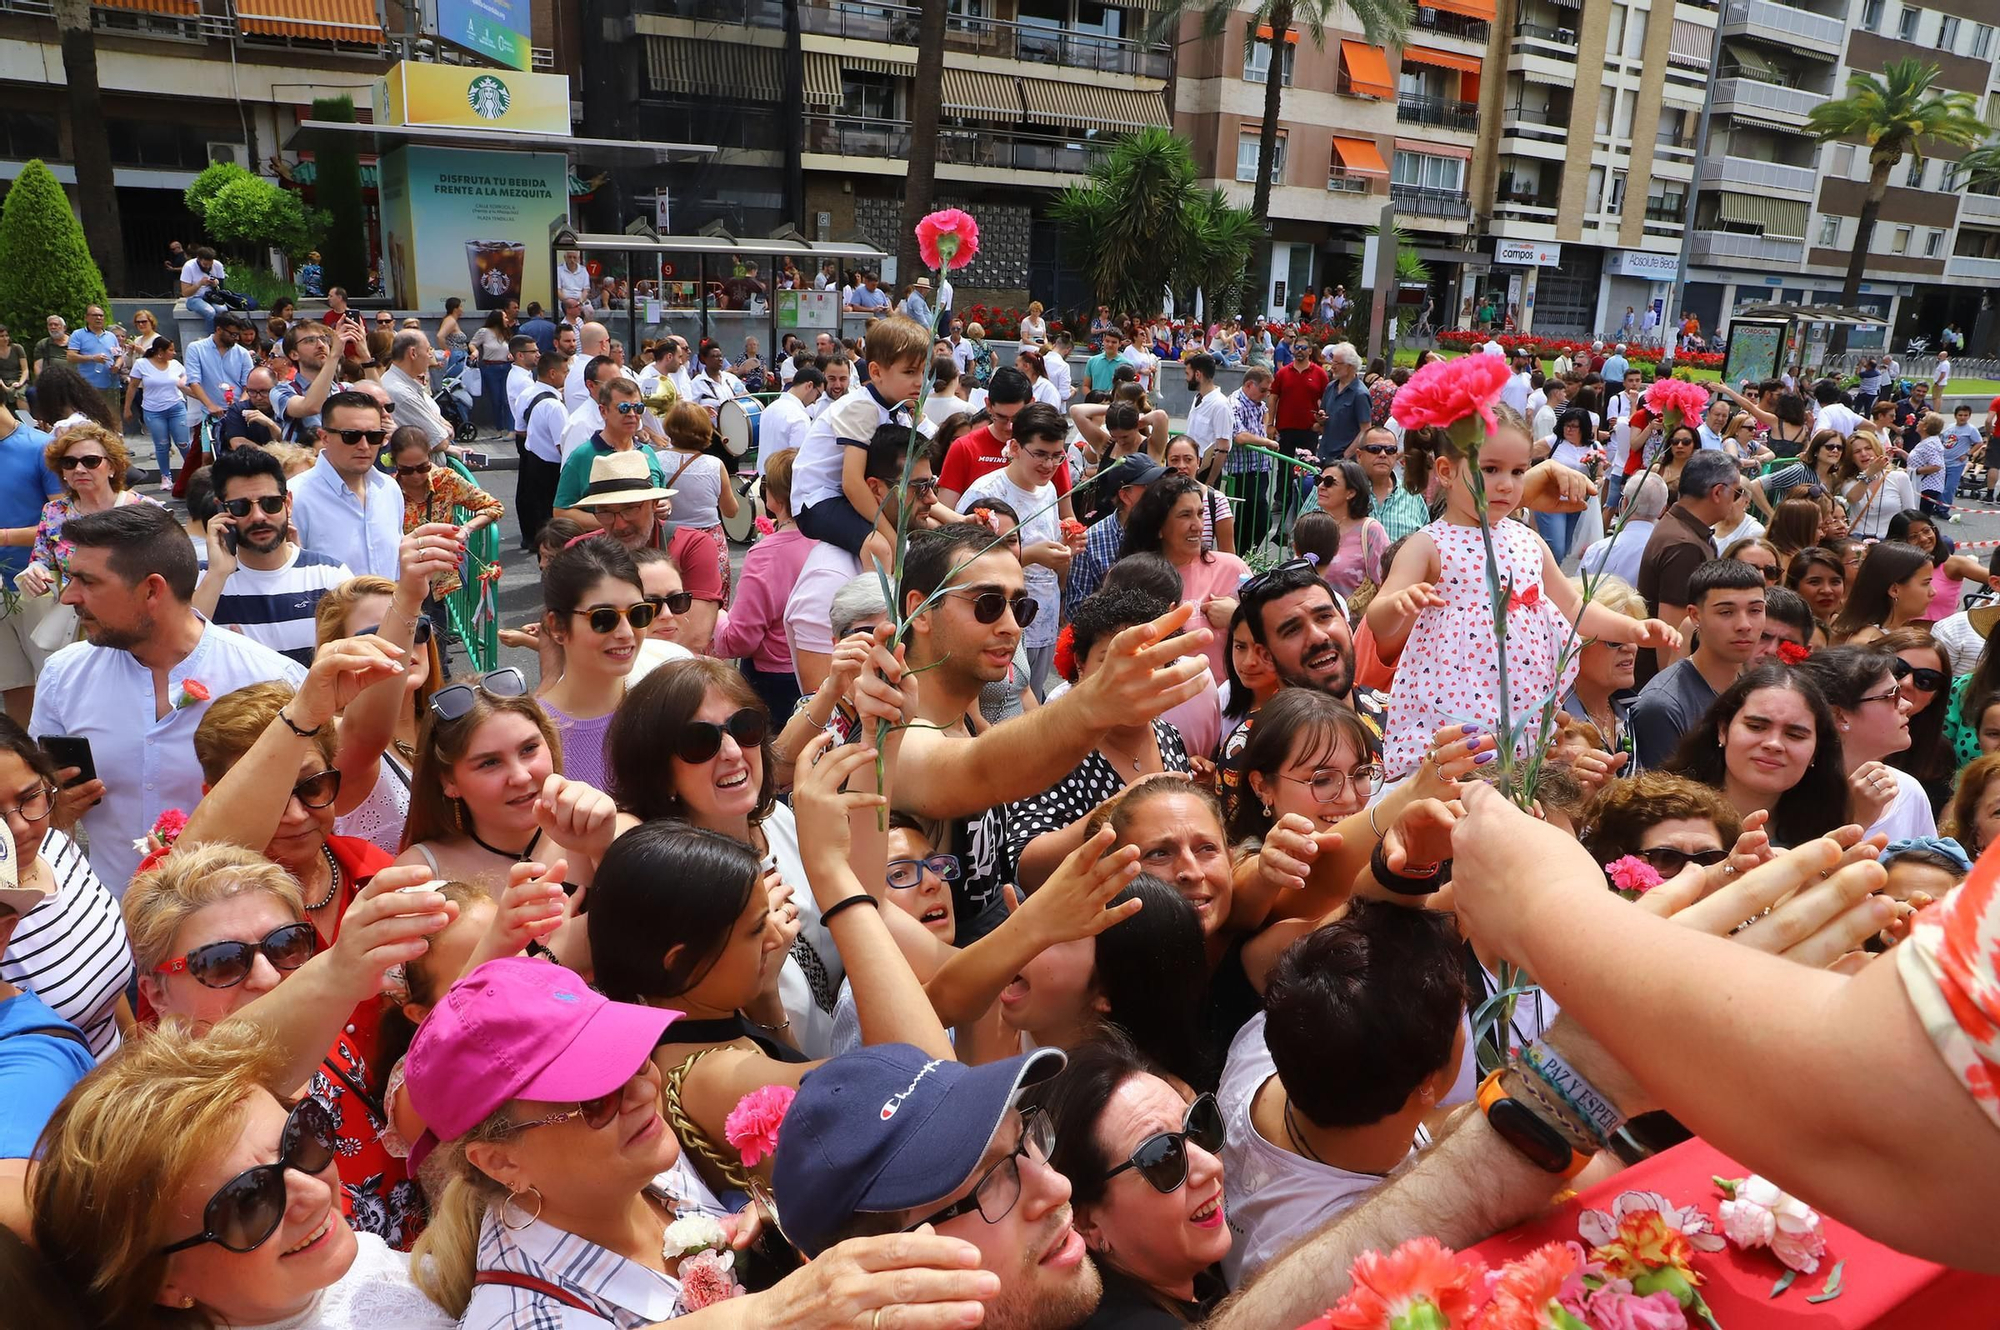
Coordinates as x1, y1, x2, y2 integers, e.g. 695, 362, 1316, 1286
403, 957, 680, 1170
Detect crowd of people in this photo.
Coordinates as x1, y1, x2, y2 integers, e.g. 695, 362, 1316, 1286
0, 291, 1996, 1330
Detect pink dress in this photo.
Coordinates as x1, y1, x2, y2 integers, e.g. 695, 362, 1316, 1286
1179, 550, 1251, 683
1383, 518, 1578, 779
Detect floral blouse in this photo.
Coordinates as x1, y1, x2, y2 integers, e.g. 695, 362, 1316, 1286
32, 491, 163, 578
398, 466, 503, 597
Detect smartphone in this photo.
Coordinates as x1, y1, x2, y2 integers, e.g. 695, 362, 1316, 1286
462, 450, 489, 469
221, 527, 239, 556
39, 735, 96, 788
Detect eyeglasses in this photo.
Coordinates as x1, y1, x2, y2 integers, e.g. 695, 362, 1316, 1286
1021, 446, 1066, 466
160, 1098, 338, 1255
944, 589, 1039, 629
611, 401, 646, 416
646, 591, 694, 615
887, 854, 961, 890
1630, 845, 1729, 878
1314, 475, 1344, 489
428, 666, 530, 722
291, 769, 341, 810
1281, 764, 1383, 805
506, 1087, 625, 1136
0, 784, 53, 823
675, 706, 768, 763
357, 615, 434, 647
1102, 1094, 1226, 1193
1891, 658, 1945, 693
904, 1108, 1054, 1231
223, 495, 286, 518
1358, 444, 1398, 456
570, 602, 658, 634
332, 428, 389, 448
57, 454, 106, 472
154, 920, 318, 988
1857, 683, 1904, 707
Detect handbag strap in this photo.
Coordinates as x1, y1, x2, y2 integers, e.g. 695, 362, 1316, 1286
664, 449, 703, 492
663, 1047, 756, 1195
473, 1269, 612, 1317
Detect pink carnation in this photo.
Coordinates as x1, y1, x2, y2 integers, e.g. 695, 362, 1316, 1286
1573, 1281, 1687, 1330
152, 808, 190, 842
677, 1248, 743, 1310
915, 209, 981, 271
1391, 355, 1515, 440
1643, 379, 1709, 430
1603, 856, 1665, 895
752, 514, 776, 537
723, 1084, 795, 1168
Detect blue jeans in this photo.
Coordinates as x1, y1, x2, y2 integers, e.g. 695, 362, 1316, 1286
480, 362, 514, 430
186, 295, 218, 333
1536, 508, 1580, 563
1944, 462, 1966, 509
142, 401, 190, 480
1602, 470, 1627, 518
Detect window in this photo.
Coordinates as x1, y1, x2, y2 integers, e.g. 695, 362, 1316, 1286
1613, 89, 1637, 138
841, 72, 898, 121
1237, 130, 1285, 183
1392, 149, 1465, 193
1939, 15, 1960, 49
1861, 0, 1884, 30
1897, 6, 1919, 41
1893, 225, 1913, 254
1831, 142, 1856, 177
1925, 228, 1944, 257
1587, 165, 1606, 211
1245, 30, 1296, 85
1609, 169, 1627, 214
1818, 215, 1840, 246
1606, 3, 1625, 56
1596, 87, 1614, 135
1625, 7, 1647, 57
1975, 23, 1995, 57
1906, 156, 1926, 187
0, 111, 59, 161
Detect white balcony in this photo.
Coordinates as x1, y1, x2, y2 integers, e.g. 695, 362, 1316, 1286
1947, 255, 2000, 283
1960, 191, 2000, 223
1696, 154, 1819, 197
1712, 76, 1829, 126
1719, 0, 1845, 59
1690, 229, 1806, 266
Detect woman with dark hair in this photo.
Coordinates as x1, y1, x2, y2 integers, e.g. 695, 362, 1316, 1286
1222, 602, 1279, 727
1022, 1031, 1229, 1325
469, 308, 512, 431
537, 534, 653, 789
1300, 461, 1385, 596
1766, 498, 1826, 571
1656, 423, 1699, 490
1886, 507, 1989, 624
124, 332, 205, 487
1876, 625, 1954, 809
1830, 539, 1933, 645
1120, 474, 1249, 681
1783, 544, 1849, 626
1223, 687, 1378, 853
1536, 406, 1597, 560
31, 362, 121, 437
1792, 644, 1930, 839
1662, 661, 1848, 848
1162, 434, 1235, 555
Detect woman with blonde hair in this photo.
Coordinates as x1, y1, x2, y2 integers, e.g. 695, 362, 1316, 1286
32, 1019, 453, 1327
1019, 299, 1049, 345
1563, 575, 1646, 761
5, 422, 159, 598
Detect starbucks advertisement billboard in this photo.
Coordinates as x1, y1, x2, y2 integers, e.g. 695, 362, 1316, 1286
378, 145, 568, 312
374, 62, 570, 135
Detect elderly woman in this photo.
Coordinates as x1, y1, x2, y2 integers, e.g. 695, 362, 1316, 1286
1561, 575, 1647, 762
7, 422, 158, 598
32, 1021, 453, 1328
1943, 752, 2000, 859
388, 426, 502, 603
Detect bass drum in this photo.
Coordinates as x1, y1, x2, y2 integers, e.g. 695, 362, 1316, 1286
716, 394, 762, 458
721, 474, 763, 543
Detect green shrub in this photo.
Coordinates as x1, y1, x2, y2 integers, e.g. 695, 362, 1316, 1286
185, 160, 327, 265
0, 159, 110, 337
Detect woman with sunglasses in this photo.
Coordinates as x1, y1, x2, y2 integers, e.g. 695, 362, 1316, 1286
1886, 507, 1990, 626
1874, 626, 1955, 809
1120, 474, 1250, 683
1024, 1033, 1230, 1326
537, 535, 655, 793
1298, 463, 1385, 596
1829, 539, 1932, 646
6, 422, 158, 599
1793, 645, 1930, 842
124, 331, 207, 486
1655, 424, 1699, 491
387, 424, 501, 609
32, 1020, 454, 1329
1663, 662, 1848, 849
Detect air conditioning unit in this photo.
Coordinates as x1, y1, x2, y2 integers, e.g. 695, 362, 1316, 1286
206, 141, 243, 166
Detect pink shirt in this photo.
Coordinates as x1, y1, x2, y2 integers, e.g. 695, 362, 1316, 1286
712, 526, 813, 673
1924, 562, 1964, 624
1178, 551, 1251, 682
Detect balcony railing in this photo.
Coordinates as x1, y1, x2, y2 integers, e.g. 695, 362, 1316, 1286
1327, 171, 1374, 194
1946, 254, 2000, 282
1397, 94, 1480, 131
1513, 21, 1578, 47
760, 1, 1173, 79
1961, 190, 2000, 222
1503, 102, 1569, 127
1413, 7, 1490, 41
1697, 154, 1819, 196
1712, 75, 1829, 123
1719, 0, 1845, 57
803, 114, 1108, 175
1689, 229, 1805, 265
1391, 184, 1472, 219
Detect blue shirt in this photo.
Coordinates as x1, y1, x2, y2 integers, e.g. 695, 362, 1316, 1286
849, 286, 890, 311
288, 453, 405, 580
1318, 377, 1371, 459
184, 335, 251, 408
901, 294, 932, 327
0, 419, 60, 589
67, 328, 120, 390
519, 317, 558, 355
1601, 354, 1629, 385
1941, 422, 1981, 465
0, 990, 93, 1158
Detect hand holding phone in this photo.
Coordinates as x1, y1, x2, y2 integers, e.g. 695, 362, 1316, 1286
39, 735, 96, 788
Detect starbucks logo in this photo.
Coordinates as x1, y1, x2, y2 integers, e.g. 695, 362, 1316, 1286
467, 75, 511, 121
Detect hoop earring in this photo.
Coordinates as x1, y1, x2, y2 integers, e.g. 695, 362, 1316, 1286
500, 1185, 544, 1231
1261, 802, 1272, 818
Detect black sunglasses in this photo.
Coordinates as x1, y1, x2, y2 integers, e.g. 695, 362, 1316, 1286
1891, 657, 1945, 692
646, 591, 695, 615
291, 769, 341, 810
223, 495, 287, 518
153, 920, 318, 989
357, 615, 434, 647
675, 706, 768, 763
394, 463, 430, 477
1102, 1093, 1226, 1193
1241, 554, 1320, 599
162, 1098, 338, 1254
428, 666, 529, 722
1314, 474, 1343, 488
944, 589, 1039, 629
571, 602, 658, 634
1631, 846, 1728, 877
57, 454, 107, 471
333, 428, 389, 447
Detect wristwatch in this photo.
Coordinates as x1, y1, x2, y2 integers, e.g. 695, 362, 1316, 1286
1477, 1070, 1591, 1179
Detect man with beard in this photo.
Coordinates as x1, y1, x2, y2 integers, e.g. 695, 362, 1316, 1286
193, 446, 352, 667
290, 391, 403, 580
272, 320, 358, 443
30, 503, 304, 890
889, 523, 1211, 942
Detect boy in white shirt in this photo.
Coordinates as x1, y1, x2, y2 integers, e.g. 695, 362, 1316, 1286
792, 316, 931, 570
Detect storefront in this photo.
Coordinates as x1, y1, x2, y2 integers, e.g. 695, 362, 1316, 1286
1598, 250, 1680, 343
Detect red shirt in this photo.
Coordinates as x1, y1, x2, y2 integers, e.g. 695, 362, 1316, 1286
1272, 362, 1328, 433
939, 425, 1072, 497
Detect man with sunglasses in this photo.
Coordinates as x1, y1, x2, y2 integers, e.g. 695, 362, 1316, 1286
291, 390, 404, 579
1630, 558, 1766, 771
194, 446, 351, 667
556, 354, 622, 464
777, 1044, 1100, 1330
553, 374, 668, 519
1352, 426, 1428, 542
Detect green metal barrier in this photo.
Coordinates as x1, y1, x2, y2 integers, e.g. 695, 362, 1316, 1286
1215, 442, 1322, 568
438, 455, 502, 674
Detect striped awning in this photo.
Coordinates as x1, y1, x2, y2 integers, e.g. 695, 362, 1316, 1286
97, 0, 199, 15
646, 39, 783, 102
1339, 39, 1394, 99
1418, 0, 1495, 18
803, 51, 843, 108
237, 0, 378, 38
1330, 136, 1389, 175
1668, 18, 1712, 70
1715, 191, 1807, 236
1729, 112, 1814, 136
1018, 78, 1169, 131
1722, 42, 1775, 77
845, 55, 917, 77
1521, 66, 1571, 87
940, 67, 1022, 121
1402, 44, 1481, 75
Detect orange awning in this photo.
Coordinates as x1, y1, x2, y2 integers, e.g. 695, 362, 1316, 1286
237, 0, 379, 39
1254, 23, 1299, 43
1403, 44, 1482, 76
1339, 40, 1394, 99
1330, 135, 1389, 176
97, 0, 198, 14
1419, 0, 1496, 18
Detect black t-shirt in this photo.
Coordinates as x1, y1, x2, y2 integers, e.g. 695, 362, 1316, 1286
941, 712, 1011, 946
217, 405, 278, 447
1079, 1264, 1227, 1329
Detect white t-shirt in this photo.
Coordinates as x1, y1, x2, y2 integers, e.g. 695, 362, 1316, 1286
506, 364, 534, 431
958, 469, 1060, 648
1865, 767, 1938, 842
1218, 1012, 1425, 1285
1819, 402, 1863, 439
1713, 513, 1766, 552
131, 357, 189, 413
179, 257, 223, 290
556, 262, 591, 303
661, 449, 729, 528
1188, 387, 1232, 458
758, 391, 813, 475
1031, 377, 1062, 410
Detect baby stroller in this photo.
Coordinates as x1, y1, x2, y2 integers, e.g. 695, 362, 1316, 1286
435, 368, 478, 444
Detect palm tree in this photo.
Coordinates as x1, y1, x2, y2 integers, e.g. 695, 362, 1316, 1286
1806, 58, 1983, 352
1955, 135, 2000, 192
52, 0, 126, 293
1158, 0, 1409, 319
895, 0, 948, 294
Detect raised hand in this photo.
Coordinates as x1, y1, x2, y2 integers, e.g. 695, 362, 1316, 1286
1257, 812, 1340, 894
1071, 601, 1213, 730
535, 773, 617, 867
292, 635, 407, 731
1848, 761, 1898, 829
478, 858, 568, 962
1006, 827, 1143, 947
791, 734, 887, 898
325, 865, 457, 1000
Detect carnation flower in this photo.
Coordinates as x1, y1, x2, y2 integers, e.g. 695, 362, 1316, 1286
1321, 1236, 1485, 1329
1602, 856, 1664, 897
176, 678, 211, 708
723, 1084, 795, 1168
662, 1213, 729, 1257
1717, 1175, 1827, 1274
676, 1247, 743, 1310
915, 208, 980, 271
1390, 356, 1515, 453
1579, 1193, 1724, 1255
1569, 1279, 1687, 1330
1641, 379, 1709, 435
753, 514, 776, 537
1475, 1241, 1587, 1329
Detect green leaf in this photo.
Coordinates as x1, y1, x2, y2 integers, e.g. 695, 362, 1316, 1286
1805, 1260, 1846, 1304
1769, 1270, 1798, 1297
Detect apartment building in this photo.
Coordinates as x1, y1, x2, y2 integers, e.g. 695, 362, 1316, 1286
1682, 0, 2000, 354
1176, 0, 1493, 324
0, 0, 569, 289
585, 0, 1173, 307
